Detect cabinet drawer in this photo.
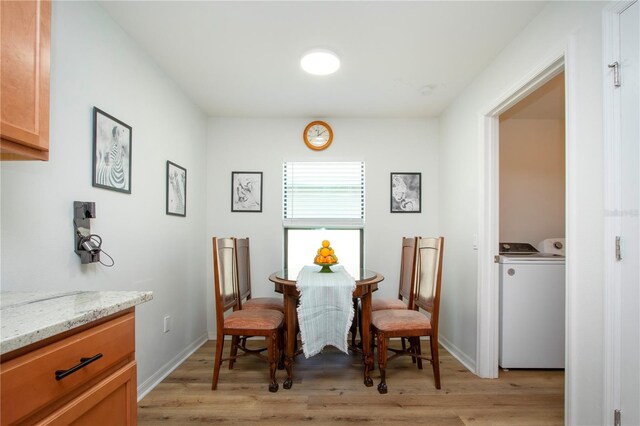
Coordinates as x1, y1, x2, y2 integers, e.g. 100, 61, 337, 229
38, 361, 137, 426
1, 313, 135, 425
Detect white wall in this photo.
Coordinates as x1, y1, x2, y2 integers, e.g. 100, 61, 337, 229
205, 118, 440, 334
438, 1, 607, 424
0, 2, 208, 394
499, 118, 565, 244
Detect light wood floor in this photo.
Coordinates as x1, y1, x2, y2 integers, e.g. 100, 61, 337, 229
138, 339, 564, 425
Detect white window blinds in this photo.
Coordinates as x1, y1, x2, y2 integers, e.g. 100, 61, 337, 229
283, 161, 365, 228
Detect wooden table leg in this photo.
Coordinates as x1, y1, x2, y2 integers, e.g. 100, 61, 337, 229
283, 291, 297, 389
360, 288, 374, 387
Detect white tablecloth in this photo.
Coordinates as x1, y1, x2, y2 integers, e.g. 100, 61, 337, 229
296, 265, 356, 358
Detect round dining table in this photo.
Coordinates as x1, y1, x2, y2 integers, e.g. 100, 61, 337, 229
269, 268, 384, 389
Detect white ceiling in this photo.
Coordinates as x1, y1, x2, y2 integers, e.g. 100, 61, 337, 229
99, 1, 548, 118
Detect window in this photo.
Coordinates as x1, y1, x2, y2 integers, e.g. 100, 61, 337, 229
285, 229, 362, 275
283, 161, 365, 274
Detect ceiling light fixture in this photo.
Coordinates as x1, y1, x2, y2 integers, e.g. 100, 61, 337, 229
300, 49, 340, 76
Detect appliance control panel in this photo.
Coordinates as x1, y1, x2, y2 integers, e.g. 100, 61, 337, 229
499, 242, 539, 254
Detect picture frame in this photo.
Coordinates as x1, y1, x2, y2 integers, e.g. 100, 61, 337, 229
92, 107, 132, 193
390, 172, 421, 213
166, 161, 187, 217
231, 171, 263, 212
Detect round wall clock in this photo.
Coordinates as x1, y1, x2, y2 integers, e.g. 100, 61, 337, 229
303, 121, 333, 151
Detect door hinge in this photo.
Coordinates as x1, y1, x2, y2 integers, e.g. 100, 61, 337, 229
608, 62, 621, 87
614, 409, 621, 426
616, 236, 622, 261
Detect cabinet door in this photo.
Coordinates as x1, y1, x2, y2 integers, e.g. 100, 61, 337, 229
0, 0, 51, 161
38, 361, 138, 426
1, 312, 135, 424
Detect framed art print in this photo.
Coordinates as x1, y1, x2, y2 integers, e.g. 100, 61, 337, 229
390, 172, 421, 213
231, 171, 263, 212
92, 107, 132, 193
166, 161, 187, 217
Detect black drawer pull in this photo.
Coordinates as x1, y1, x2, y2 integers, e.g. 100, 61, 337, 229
55, 353, 103, 381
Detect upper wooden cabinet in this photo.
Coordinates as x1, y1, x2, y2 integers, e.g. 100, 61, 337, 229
0, 0, 51, 161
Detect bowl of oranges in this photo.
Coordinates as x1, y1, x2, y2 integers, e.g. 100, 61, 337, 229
314, 240, 339, 273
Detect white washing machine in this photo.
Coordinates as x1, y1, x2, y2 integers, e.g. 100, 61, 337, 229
498, 241, 565, 369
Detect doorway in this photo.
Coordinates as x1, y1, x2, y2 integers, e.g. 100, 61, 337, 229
497, 73, 566, 371
476, 55, 567, 381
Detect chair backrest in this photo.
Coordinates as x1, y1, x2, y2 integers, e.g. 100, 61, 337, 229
212, 237, 239, 325
413, 237, 445, 332
398, 237, 418, 308
235, 237, 252, 306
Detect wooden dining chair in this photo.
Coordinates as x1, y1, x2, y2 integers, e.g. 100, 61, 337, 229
211, 237, 284, 392
354, 237, 417, 347
372, 237, 418, 311
234, 237, 284, 312
371, 236, 444, 394
230, 237, 285, 369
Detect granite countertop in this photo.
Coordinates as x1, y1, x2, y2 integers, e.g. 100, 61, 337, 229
0, 291, 153, 355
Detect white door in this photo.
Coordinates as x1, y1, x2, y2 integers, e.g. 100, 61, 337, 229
619, 2, 639, 424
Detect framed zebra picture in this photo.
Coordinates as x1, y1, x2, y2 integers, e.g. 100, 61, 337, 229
92, 107, 132, 194
231, 171, 262, 212
166, 161, 187, 217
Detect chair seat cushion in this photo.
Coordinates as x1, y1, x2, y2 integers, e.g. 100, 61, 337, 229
372, 298, 407, 311
225, 309, 283, 331
372, 309, 431, 332
242, 297, 284, 312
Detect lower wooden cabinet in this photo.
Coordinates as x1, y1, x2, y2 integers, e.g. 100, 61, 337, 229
0, 310, 138, 425
39, 361, 137, 426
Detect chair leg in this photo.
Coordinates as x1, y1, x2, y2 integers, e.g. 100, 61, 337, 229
377, 331, 388, 394
267, 330, 279, 393
411, 336, 423, 370
404, 337, 417, 364
430, 335, 441, 389
211, 335, 225, 390
229, 336, 239, 369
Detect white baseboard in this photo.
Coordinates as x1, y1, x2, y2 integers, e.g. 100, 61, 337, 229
439, 333, 477, 375
137, 332, 209, 401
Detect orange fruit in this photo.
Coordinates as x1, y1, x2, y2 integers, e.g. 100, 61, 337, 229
320, 247, 331, 257
317, 248, 322, 255
329, 248, 335, 255
315, 255, 324, 263
322, 240, 330, 248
